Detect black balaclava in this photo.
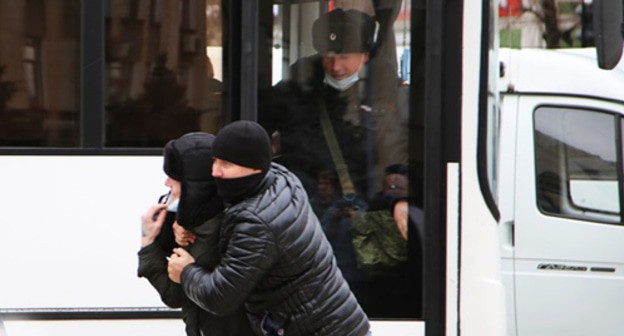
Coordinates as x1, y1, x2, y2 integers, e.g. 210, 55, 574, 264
162, 132, 223, 229
212, 121, 273, 203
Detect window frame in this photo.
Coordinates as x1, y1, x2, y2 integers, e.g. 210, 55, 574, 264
533, 104, 623, 224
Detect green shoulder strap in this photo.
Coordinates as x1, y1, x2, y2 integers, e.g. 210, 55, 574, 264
318, 98, 356, 196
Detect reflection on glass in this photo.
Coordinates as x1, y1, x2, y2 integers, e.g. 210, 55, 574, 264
535, 107, 620, 223
105, 0, 224, 147
0, 0, 80, 147
260, 1, 420, 318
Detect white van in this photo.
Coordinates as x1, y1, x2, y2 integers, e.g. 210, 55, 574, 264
497, 48, 624, 336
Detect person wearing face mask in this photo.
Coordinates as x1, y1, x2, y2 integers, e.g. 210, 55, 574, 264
138, 132, 254, 336
167, 121, 371, 336
258, 8, 408, 315
259, 8, 408, 201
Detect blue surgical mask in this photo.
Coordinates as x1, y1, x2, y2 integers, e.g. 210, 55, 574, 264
167, 198, 179, 212
323, 72, 359, 91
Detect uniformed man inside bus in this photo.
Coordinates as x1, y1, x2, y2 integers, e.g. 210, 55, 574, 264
258, 8, 409, 315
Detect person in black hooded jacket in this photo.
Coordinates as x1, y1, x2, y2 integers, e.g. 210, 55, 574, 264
167, 121, 371, 336
138, 131, 254, 336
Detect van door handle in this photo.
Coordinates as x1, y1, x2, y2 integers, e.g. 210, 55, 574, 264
501, 220, 515, 247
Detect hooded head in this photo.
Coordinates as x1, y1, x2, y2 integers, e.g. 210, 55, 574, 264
163, 132, 223, 229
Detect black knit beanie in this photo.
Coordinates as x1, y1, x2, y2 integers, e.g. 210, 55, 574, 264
212, 120, 272, 171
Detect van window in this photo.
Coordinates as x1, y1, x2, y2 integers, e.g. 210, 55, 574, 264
534, 106, 620, 223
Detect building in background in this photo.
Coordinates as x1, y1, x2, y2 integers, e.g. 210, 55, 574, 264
499, 0, 584, 48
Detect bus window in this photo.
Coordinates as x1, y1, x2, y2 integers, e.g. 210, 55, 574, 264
534, 106, 620, 223
105, 0, 224, 147
259, 0, 421, 318
0, 0, 80, 147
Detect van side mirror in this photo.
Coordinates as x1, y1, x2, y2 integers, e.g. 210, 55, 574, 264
593, 0, 624, 69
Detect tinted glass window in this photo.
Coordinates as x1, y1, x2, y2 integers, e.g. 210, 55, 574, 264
105, 0, 224, 147
534, 106, 620, 223
260, 1, 421, 318
0, 0, 80, 147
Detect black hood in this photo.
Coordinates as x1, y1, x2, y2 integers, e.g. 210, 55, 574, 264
163, 132, 224, 229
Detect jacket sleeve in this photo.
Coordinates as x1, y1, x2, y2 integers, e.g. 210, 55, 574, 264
181, 211, 278, 316
137, 242, 190, 308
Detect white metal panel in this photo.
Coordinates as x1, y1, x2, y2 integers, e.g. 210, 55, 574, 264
3, 320, 186, 336
498, 93, 523, 336
446, 163, 459, 336
2, 320, 425, 336
0, 156, 167, 309
370, 321, 424, 336
511, 96, 624, 336
499, 48, 624, 99
498, 94, 520, 259
514, 260, 624, 336
459, 0, 507, 335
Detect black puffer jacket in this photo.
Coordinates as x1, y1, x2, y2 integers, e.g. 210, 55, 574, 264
138, 214, 254, 336
181, 163, 370, 336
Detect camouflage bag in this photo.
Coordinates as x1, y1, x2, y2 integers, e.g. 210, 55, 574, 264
351, 209, 407, 274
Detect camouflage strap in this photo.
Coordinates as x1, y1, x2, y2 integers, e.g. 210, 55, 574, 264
318, 99, 356, 196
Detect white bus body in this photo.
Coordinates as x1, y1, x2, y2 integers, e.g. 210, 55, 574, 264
2, 1, 623, 336
0, 0, 496, 332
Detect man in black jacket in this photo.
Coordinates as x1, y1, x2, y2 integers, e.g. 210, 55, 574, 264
168, 121, 371, 336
